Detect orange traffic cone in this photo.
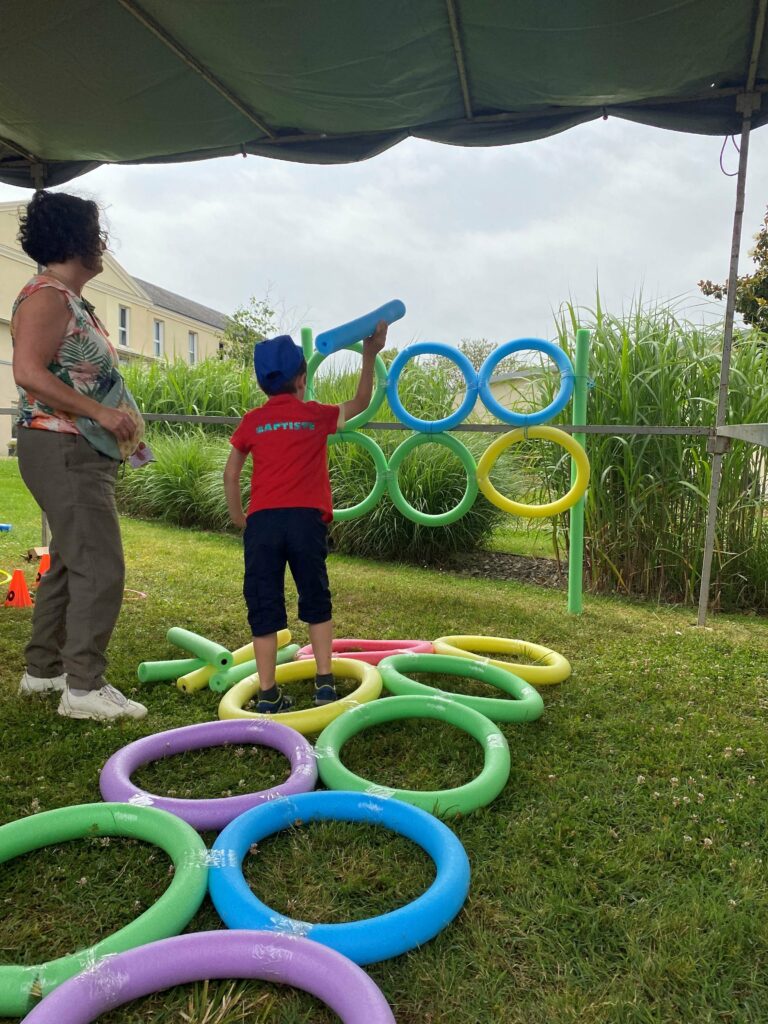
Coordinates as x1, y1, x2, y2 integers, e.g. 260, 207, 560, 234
4, 569, 33, 608
34, 552, 51, 587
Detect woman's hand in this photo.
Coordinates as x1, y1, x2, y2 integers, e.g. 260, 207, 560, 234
95, 406, 138, 441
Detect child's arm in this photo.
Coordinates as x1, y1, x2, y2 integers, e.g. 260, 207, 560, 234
340, 320, 388, 422
223, 447, 248, 529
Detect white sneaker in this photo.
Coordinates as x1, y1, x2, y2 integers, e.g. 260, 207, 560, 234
19, 671, 67, 695
58, 684, 147, 721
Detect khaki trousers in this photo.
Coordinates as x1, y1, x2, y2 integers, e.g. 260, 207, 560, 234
17, 428, 125, 691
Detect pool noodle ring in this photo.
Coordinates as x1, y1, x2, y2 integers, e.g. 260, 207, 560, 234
0, 803, 208, 1017
386, 433, 478, 526
316, 694, 510, 817
208, 791, 470, 965
209, 643, 300, 694
315, 300, 406, 356
432, 635, 571, 687
17, 931, 396, 1024
305, 343, 388, 430
177, 633, 291, 693
0, 569, 12, 587
478, 338, 575, 426
99, 720, 317, 831
476, 425, 590, 518
296, 639, 434, 666
327, 432, 388, 521
218, 657, 382, 736
378, 652, 544, 723
386, 342, 477, 432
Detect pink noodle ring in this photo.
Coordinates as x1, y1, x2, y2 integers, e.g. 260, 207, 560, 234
296, 638, 434, 666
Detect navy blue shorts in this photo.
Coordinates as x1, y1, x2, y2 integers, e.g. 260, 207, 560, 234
243, 508, 332, 636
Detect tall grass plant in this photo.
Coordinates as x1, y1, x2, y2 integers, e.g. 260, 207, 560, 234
523, 297, 768, 608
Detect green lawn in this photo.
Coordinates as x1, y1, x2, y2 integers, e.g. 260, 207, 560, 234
485, 519, 558, 558
2, 457, 768, 1023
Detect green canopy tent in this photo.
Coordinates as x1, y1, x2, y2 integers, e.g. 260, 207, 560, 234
1, 0, 767, 183
1, 0, 766, 621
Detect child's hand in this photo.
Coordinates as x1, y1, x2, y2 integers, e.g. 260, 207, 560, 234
363, 320, 388, 356
231, 510, 247, 530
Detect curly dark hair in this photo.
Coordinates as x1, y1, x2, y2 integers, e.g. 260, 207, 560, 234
18, 190, 104, 267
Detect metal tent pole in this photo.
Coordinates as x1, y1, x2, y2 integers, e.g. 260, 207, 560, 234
697, 0, 766, 626
696, 115, 753, 625
30, 164, 51, 551
567, 328, 590, 614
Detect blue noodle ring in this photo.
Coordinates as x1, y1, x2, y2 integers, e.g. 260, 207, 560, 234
208, 790, 470, 965
478, 338, 574, 425
386, 343, 477, 432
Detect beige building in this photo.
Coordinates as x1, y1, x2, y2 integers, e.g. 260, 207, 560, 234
0, 200, 227, 451
483, 365, 546, 419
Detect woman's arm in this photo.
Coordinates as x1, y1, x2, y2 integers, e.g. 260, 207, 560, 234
223, 447, 249, 528
12, 289, 136, 441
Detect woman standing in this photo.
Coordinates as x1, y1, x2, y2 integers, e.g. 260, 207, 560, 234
11, 191, 146, 721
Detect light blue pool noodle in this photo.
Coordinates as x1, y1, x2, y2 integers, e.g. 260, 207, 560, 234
315, 300, 406, 356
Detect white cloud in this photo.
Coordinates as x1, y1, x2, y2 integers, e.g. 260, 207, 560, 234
1, 116, 766, 348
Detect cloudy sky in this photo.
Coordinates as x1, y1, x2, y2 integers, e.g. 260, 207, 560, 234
1, 115, 766, 349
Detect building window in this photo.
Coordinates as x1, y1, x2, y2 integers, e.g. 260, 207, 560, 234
153, 319, 164, 358
118, 306, 130, 346
188, 331, 198, 365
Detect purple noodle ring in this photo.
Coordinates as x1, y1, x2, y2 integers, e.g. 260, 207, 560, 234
99, 720, 317, 831
18, 931, 395, 1024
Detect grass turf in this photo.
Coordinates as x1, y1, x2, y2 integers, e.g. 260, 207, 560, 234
1, 457, 768, 1022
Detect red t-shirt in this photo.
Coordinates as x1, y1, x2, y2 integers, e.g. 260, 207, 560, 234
230, 394, 341, 521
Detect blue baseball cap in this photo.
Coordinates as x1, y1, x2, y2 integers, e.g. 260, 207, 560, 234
253, 335, 305, 393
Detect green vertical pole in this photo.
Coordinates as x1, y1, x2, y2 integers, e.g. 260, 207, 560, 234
567, 328, 590, 614
300, 326, 314, 362
301, 327, 314, 399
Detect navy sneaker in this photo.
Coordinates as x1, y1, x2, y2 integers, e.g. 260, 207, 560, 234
314, 683, 339, 706
257, 687, 295, 714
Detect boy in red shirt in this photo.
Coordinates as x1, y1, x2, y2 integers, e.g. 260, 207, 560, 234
224, 325, 387, 711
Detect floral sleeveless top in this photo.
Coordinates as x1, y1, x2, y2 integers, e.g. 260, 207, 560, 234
12, 275, 118, 433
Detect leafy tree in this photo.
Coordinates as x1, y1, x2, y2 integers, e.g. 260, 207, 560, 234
699, 207, 768, 332
220, 296, 277, 366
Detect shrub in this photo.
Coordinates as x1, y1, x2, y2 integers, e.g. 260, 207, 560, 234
116, 429, 245, 530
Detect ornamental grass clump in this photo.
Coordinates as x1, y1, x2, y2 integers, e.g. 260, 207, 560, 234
526, 297, 768, 608
116, 429, 246, 531
123, 359, 263, 428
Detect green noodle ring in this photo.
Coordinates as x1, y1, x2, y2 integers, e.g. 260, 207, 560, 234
385, 433, 478, 526
315, 694, 510, 817
0, 802, 208, 1017
378, 652, 544, 723
328, 431, 389, 521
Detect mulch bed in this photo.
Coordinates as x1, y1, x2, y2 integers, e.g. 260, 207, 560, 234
443, 550, 568, 590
